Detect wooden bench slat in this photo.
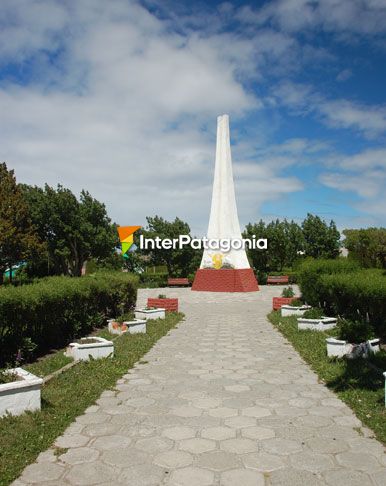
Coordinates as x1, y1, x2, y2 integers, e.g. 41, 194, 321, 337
267, 275, 289, 284
167, 278, 190, 287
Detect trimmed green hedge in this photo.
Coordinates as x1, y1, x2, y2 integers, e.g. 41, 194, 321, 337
0, 272, 138, 366
318, 270, 386, 338
297, 258, 360, 304
139, 272, 168, 288
297, 259, 386, 339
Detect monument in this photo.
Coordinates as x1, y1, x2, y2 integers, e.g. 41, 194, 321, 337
192, 114, 259, 292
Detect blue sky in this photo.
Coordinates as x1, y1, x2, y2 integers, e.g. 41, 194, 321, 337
1, 0, 386, 235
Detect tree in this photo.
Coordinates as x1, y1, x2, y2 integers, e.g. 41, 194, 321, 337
302, 213, 340, 259
243, 219, 304, 272
243, 220, 269, 272
343, 228, 386, 268
21, 184, 117, 277
141, 216, 202, 276
0, 163, 42, 284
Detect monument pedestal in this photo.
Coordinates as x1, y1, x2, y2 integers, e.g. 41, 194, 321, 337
192, 268, 259, 293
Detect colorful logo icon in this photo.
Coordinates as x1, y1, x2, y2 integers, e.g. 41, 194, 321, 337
117, 226, 141, 257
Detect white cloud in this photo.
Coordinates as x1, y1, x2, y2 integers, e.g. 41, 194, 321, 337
336, 69, 352, 82
238, 0, 386, 36
274, 81, 386, 138
0, 0, 304, 236
320, 147, 386, 219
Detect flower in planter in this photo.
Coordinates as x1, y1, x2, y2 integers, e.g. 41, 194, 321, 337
281, 286, 295, 298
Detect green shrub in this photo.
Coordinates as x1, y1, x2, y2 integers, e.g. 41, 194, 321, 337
256, 271, 267, 285
139, 272, 168, 288
338, 318, 374, 343
297, 258, 360, 305
281, 286, 295, 298
290, 299, 303, 307
0, 272, 138, 366
302, 307, 324, 319
318, 269, 386, 338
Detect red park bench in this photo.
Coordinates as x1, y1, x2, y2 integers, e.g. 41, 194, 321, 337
167, 277, 190, 287
267, 275, 289, 285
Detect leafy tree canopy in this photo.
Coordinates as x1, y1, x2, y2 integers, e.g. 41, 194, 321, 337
21, 184, 117, 277
140, 215, 202, 277
343, 228, 386, 269
0, 163, 42, 283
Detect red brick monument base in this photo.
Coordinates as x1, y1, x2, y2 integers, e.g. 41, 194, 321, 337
192, 268, 259, 292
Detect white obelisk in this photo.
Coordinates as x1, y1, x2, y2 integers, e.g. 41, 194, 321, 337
200, 114, 250, 269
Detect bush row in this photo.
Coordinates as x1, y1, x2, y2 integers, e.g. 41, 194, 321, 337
297, 259, 360, 304
0, 272, 138, 366
138, 272, 168, 288
297, 259, 386, 339
318, 270, 386, 338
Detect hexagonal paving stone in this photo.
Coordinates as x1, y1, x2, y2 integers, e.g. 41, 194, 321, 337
154, 450, 193, 469
65, 462, 116, 485
91, 434, 131, 451
220, 438, 259, 454
60, 447, 99, 465
55, 434, 90, 449
336, 451, 382, 471
83, 423, 121, 437
179, 438, 216, 454
242, 452, 285, 472
135, 437, 173, 454
20, 463, 65, 484
371, 469, 386, 486
241, 406, 271, 418
289, 452, 335, 473
261, 438, 303, 455
192, 397, 222, 409
224, 416, 256, 429
171, 406, 202, 417
241, 426, 275, 440
162, 426, 196, 440
224, 385, 251, 393
201, 426, 236, 440
324, 468, 374, 486
101, 448, 149, 467
195, 451, 241, 471
306, 437, 348, 454
118, 463, 165, 486
269, 467, 325, 486
169, 466, 214, 486
220, 468, 265, 486
208, 407, 238, 418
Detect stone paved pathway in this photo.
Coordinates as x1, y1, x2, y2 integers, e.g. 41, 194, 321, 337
13, 287, 386, 485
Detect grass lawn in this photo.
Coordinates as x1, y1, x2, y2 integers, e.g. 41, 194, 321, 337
268, 311, 386, 445
0, 312, 184, 486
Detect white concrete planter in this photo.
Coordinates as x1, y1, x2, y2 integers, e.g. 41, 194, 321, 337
108, 319, 146, 335
326, 338, 353, 358
281, 305, 311, 317
366, 338, 380, 354
65, 337, 114, 361
0, 368, 43, 417
326, 337, 380, 358
297, 317, 337, 331
135, 308, 165, 320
